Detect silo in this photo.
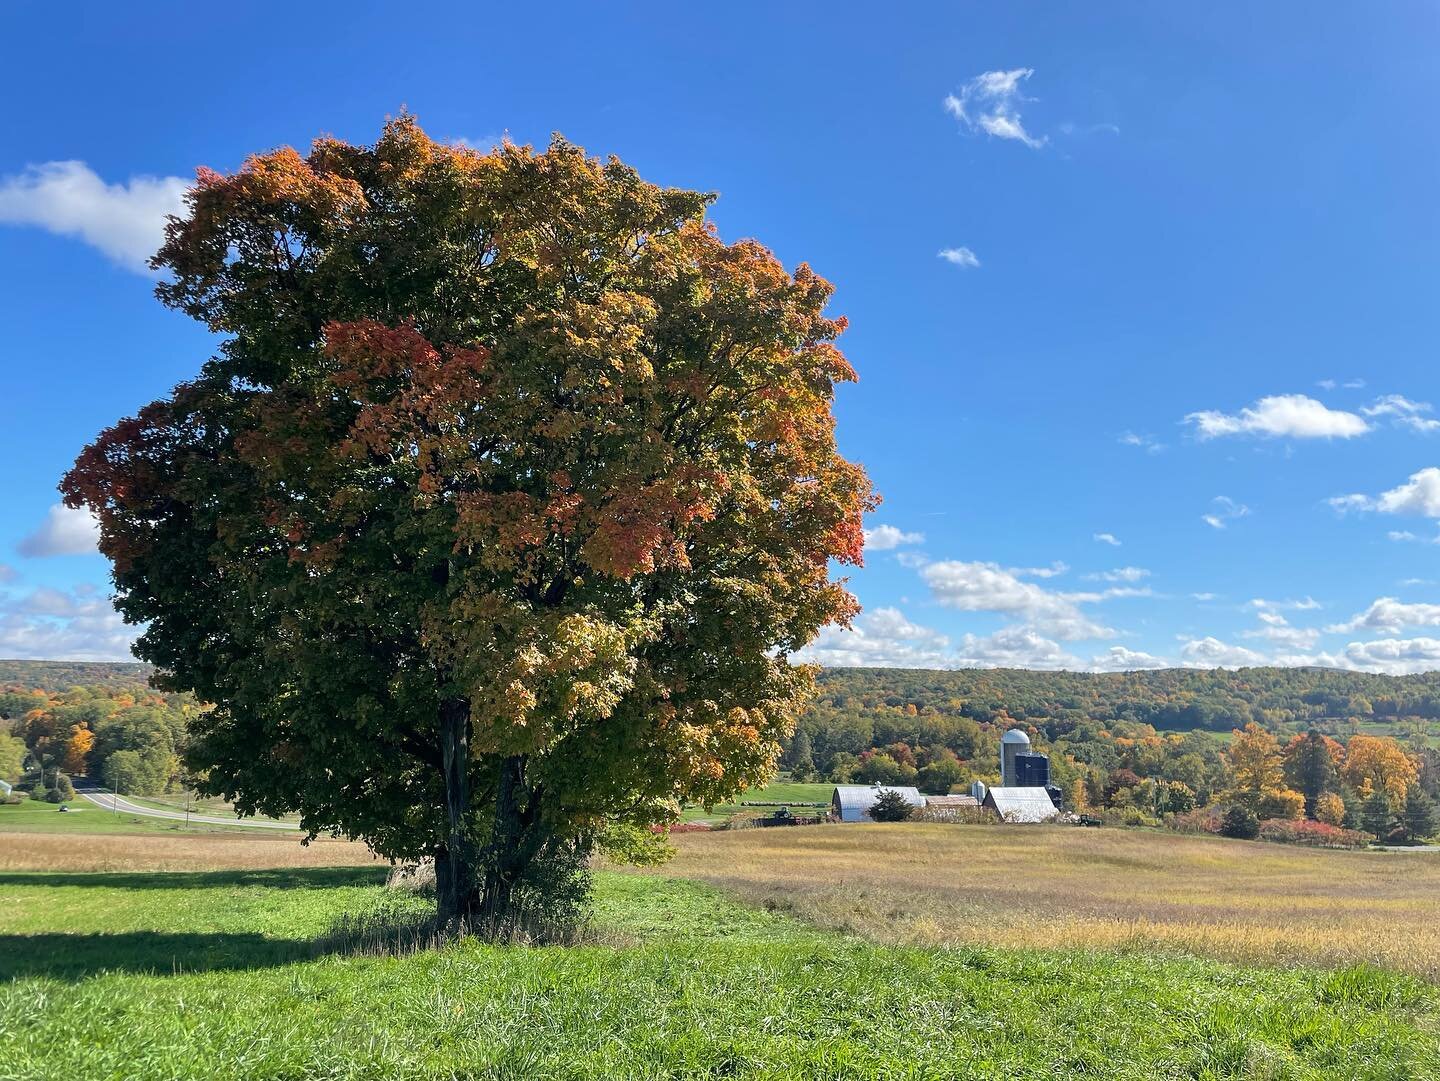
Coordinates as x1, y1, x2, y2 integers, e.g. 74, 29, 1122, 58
999, 728, 1031, 787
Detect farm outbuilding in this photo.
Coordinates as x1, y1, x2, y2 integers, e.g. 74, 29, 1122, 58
831, 784, 925, 822
982, 786, 1061, 823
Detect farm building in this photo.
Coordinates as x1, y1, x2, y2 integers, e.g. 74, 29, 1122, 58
831, 784, 925, 822
982, 786, 1061, 823
922, 794, 980, 810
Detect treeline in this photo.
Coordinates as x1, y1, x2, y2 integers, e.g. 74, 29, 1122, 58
0, 673, 197, 801
783, 666, 1440, 843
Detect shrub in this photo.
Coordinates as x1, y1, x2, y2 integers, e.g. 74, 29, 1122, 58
49, 772, 75, 801
1168, 806, 1222, 835
1314, 791, 1347, 826
42, 787, 66, 804
915, 804, 994, 825
1257, 818, 1372, 849
1101, 806, 1161, 829
1219, 805, 1260, 840
868, 789, 916, 822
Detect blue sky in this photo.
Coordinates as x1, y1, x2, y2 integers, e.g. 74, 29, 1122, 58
2, 2, 1439, 671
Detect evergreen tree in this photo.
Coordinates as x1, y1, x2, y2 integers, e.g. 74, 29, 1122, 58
1401, 784, 1437, 843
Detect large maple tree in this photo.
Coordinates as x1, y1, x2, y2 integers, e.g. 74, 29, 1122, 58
63, 118, 873, 923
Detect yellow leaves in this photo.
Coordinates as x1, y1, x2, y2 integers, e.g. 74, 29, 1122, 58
1342, 735, 1418, 807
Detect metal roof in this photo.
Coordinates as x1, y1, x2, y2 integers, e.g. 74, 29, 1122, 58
923, 794, 980, 808
1000, 728, 1032, 744
831, 785, 925, 822
983, 786, 1059, 823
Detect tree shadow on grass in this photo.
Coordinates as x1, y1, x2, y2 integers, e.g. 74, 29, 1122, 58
0, 866, 387, 891
0, 931, 317, 980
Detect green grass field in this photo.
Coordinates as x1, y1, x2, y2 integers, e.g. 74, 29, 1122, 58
680, 778, 833, 823
0, 796, 280, 836
1, 861, 1436, 1079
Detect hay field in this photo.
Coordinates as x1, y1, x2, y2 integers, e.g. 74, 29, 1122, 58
0, 828, 379, 873
660, 823, 1440, 978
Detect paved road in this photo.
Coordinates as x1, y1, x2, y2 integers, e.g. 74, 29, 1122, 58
75, 786, 300, 830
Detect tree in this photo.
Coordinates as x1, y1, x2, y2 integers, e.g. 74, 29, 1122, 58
1401, 785, 1437, 843
1342, 735, 1418, 809
63, 119, 873, 928
0, 732, 24, 783
62, 726, 95, 776
1226, 723, 1304, 817
1314, 791, 1346, 827
1283, 729, 1341, 818
782, 728, 815, 781
868, 788, 915, 822
1220, 805, 1259, 840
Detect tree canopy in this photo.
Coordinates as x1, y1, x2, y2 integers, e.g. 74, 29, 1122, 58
62, 118, 872, 924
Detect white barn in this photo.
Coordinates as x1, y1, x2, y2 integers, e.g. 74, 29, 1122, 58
982, 786, 1060, 823
830, 784, 925, 822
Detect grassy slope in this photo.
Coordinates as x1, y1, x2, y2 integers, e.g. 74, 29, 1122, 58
0, 797, 283, 836
0, 866, 1436, 1080
681, 779, 834, 824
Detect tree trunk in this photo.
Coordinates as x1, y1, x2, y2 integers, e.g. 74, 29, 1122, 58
480, 754, 531, 924
437, 697, 480, 923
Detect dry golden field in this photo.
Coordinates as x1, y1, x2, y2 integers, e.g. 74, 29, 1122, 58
0, 829, 379, 873
660, 823, 1440, 978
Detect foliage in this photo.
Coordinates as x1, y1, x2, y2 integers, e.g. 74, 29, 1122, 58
1400, 785, 1436, 843
868, 788, 916, 822
1343, 735, 1419, 808
61, 118, 872, 924
0, 732, 24, 782
1219, 805, 1260, 840
1314, 791, 1347, 826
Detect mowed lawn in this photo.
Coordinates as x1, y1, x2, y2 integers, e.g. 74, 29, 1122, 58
661, 823, 1440, 978
0, 828, 1438, 1079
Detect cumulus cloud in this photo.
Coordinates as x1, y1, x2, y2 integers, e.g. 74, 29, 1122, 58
863, 524, 926, 551
1091, 645, 1169, 671
1242, 609, 1321, 650
1202, 496, 1250, 530
1178, 636, 1268, 668
0, 161, 189, 272
0, 585, 135, 661
1341, 637, 1440, 675
1330, 468, 1440, 518
18, 504, 100, 557
921, 559, 1112, 639
1327, 597, 1440, 634
1185, 394, 1369, 440
943, 68, 1046, 149
954, 626, 1078, 669
1093, 532, 1121, 546
795, 606, 952, 669
937, 246, 980, 268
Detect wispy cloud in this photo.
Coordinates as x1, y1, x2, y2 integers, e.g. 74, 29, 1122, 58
863, 524, 926, 552
1118, 431, 1165, 453
1361, 394, 1440, 434
943, 68, 1046, 149
1093, 532, 1121, 546
0, 161, 188, 272
937, 246, 980, 268
1202, 496, 1250, 530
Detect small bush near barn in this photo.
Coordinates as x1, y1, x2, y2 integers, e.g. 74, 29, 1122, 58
868, 789, 916, 822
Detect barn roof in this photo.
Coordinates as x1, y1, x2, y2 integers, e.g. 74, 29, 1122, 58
984, 786, 1060, 823
831, 785, 925, 821
923, 794, 980, 808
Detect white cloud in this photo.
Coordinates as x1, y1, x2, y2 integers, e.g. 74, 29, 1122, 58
1241, 609, 1321, 650
1202, 496, 1250, 530
1085, 566, 1149, 583
796, 607, 952, 668
1192, 592, 1218, 601
1093, 532, 1121, 546
1118, 432, 1164, 454
1090, 646, 1169, 671
921, 560, 1112, 639
1010, 561, 1068, 579
1186, 394, 1370, 441
1341, 637, 1440, 675
937, 247, 980, 268
1361, 395, 1440, 433
943, 68, 1046, 149
0, 585, 135, 661
17, 504, 100, 557
0, 161, 188, 272
1327, 597, 1440, 634
1330, 467, 1440, 518
863, 524, 926, 551
1249, 596, 1322, 612
1178, 636, 1268, 668
955, 626, 1078, 669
